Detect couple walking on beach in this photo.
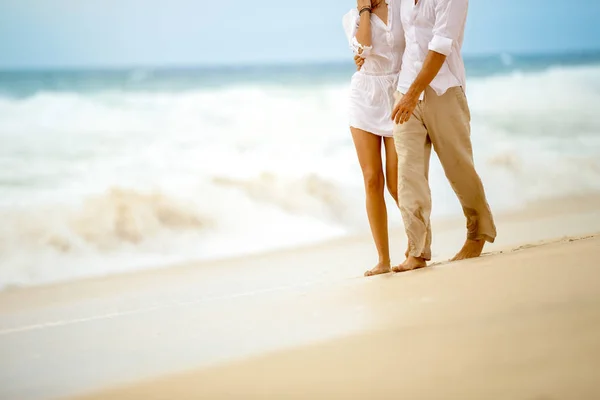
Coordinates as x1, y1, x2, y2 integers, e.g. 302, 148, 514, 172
343, 0, 497, 277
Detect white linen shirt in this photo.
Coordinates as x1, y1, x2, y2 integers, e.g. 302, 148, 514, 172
397, 0, 468, 97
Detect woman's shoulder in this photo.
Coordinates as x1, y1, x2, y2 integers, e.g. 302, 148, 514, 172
342, 8, 359, 28
342, 8, 359, 38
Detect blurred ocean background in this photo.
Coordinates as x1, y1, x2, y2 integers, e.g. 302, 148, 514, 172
1, 51, 600, 289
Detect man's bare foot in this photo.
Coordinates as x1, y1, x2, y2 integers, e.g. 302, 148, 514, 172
393, 245, 411, 271
364, 261, 392, 277
451, 239, 485, 261
392, 256, 427, 273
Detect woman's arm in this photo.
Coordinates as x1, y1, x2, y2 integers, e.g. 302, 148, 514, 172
354, 0, 373, 51
342, 1, 373, 64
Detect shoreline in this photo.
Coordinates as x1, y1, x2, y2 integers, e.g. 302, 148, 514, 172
2, 193, 600, 298
1, 194, 600, 399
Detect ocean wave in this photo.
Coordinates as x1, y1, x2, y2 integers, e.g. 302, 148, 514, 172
212, 173, 357, 224
468, 65, 600, 137
0, 187, 207, 254
1, 64, 599, 288
0, 65, 598, 143
0, 177, 353, 289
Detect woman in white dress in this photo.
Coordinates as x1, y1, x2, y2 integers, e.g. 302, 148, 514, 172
343, 0, 405, 276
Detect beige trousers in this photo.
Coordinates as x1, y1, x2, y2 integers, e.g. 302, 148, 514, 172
393, 86, 496, 260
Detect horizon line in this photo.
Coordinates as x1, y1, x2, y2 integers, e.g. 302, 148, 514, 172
1, 48, 600, 73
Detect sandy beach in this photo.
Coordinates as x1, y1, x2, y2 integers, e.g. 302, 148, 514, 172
1, 195, 600, 400
2, 2, 600, 398
77, 236, 600, 400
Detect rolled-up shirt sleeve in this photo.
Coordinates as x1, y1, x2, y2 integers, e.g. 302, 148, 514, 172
428, 0, 468, 56
342, 9, 372, 57
351, 37, 372, 57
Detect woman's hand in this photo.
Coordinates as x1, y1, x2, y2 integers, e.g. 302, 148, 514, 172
357, 0, 372, 10
354, 55, 365, 71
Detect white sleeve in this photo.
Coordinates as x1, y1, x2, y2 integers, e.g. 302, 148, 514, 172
342, 9, 373, 56
428, 0, 468, 56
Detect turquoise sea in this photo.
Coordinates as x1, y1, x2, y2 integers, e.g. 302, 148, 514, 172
1, 51, 600, 288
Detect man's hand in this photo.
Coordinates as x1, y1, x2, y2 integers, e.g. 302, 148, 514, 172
392, 91, 420, 124
354, 55, 365, 71
392, 51, 447, 124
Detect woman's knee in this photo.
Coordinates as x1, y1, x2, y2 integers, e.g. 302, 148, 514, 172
363, 169, 385, 194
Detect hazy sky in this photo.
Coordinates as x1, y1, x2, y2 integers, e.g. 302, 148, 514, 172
1, 0, 600, 68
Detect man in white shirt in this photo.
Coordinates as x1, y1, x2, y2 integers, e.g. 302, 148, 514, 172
390, 0, 497, 271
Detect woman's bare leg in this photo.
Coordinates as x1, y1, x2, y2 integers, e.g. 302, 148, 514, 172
351, 127, 391, 277
383, 137, 399, 204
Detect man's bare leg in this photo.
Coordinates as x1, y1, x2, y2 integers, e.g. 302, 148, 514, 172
451, 238, 485, 261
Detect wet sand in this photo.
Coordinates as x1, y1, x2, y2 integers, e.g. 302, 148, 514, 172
74, 236, 600, 400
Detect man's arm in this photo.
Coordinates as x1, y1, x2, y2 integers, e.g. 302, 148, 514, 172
392, 0, 468, 124
392, 51, 446, 124
354, 54, 365, 70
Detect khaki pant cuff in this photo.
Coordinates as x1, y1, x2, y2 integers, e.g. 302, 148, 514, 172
467, 233, 496, 244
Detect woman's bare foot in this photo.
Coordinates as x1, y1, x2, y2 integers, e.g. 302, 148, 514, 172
364, 261, 392, 277
392, 256, 427, 273
451, 239, 485, 261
